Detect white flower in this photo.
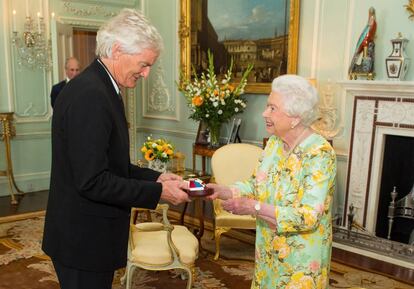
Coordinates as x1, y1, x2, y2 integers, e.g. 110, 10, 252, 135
218, 110, 223, 115
162, 152, 167, 158
235, 108, 239, 112
205, 114, 210, 118
152, 143, 157, 148
213, 102, 218, 107
221, 79, 228, 84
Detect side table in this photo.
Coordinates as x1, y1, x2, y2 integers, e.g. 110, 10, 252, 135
177, 169, 211, 242
0, 112, 24, 205
192, 143, 220, 175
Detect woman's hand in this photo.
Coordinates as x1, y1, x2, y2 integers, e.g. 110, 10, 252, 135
221, 197, 255, 215
205, 183, 233, 200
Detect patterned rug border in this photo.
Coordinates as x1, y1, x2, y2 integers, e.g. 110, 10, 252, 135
0, 211, 45, 224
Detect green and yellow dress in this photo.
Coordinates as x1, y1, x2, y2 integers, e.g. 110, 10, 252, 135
233, 133, 336, 289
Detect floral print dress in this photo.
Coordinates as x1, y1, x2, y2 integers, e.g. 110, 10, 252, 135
233, 133, 336, 289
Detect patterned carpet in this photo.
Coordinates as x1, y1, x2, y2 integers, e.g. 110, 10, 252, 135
0, 215, 412, 289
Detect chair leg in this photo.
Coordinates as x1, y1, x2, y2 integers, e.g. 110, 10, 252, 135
126, 265, 137, 289
214, 229, 223, 260
184, 266, 194, 289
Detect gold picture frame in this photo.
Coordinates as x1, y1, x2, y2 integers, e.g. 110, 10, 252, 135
179, 0, 300, 94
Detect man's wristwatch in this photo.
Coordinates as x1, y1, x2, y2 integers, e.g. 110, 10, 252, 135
254, 201, 261, 216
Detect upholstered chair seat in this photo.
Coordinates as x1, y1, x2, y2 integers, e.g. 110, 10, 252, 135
130, 222, 198, 265
123, 204, 199, 289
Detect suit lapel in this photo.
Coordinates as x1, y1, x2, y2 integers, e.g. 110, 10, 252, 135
90, 59, 130, 148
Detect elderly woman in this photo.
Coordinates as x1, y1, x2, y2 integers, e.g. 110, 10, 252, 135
208, 74, 336, 289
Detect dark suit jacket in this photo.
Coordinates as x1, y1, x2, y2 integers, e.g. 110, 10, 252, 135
50, 80, 66, 108
42, 59, 162, 271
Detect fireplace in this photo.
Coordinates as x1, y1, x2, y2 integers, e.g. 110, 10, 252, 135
376, 135, 414, 243
341, 81, 414, 233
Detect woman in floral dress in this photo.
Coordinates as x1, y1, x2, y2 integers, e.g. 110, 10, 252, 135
208, 74, 336, 289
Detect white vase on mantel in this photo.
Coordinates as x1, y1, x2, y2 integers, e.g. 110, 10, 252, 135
148, 159, 167, 173
385, 32, 410, 80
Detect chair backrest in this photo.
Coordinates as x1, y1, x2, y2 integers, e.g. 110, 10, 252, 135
211, 143, 263, 185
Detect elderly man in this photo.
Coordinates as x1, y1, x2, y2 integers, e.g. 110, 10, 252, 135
50, 57, 80, 108
42, 9, 190, 289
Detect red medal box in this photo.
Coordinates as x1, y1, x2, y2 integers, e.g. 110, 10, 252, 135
184, 178, 214, 197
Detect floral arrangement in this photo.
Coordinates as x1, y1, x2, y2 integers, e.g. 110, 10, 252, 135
178, 50, 253, 128
140, 136, 174, 163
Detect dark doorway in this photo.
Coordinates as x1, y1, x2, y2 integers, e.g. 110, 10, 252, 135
73, 29, 97, 70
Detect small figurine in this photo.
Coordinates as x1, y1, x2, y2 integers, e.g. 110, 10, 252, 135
348, 7, 377, 80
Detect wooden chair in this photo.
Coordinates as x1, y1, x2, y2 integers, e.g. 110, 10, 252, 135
122, 204, 199, 289
211, 143, 263, 260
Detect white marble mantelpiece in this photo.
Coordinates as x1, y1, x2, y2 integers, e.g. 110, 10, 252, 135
339, 80, 414, 231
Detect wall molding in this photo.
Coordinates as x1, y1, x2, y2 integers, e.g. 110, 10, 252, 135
137, 126, 196, 140
0, 171, 50, 196
62, 0, 136, 7
13, 131, 51, 140
310, 0, 321, 79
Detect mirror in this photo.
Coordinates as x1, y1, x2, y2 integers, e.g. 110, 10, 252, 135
179, 0, 300, 94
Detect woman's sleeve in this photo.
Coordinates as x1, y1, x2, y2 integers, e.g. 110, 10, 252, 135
275, 146, 336, 234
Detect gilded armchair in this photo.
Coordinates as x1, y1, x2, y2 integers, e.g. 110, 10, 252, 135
211, 143, 263, 260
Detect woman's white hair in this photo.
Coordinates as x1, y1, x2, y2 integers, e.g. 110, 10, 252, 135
96, 8, 163, 58
271, 74, 319, 126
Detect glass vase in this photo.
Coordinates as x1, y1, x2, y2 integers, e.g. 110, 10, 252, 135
208, 122, 221, 148
148, 158, 167, 173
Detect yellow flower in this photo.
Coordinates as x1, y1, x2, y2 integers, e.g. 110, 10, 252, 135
141, 136, 174, 163
278, 243, 291, 259
192, 96, 203, 106
301, 205, 317, 227
272, 236, 287, 251
286, 272, 315, 289
144, 149, 155, 161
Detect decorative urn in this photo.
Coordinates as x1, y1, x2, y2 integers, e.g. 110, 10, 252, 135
385, 32, 410, 80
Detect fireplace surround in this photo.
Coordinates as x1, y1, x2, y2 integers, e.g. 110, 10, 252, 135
336, 80, 414, 269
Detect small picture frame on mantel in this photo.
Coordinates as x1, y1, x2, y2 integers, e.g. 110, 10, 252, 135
195, 121, 209, 145
227, 118, 242, 144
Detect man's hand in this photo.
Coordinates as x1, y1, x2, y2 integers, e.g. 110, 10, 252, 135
205, 183, 233, 200
160, 180, 191, 205
157, 173, 183, 183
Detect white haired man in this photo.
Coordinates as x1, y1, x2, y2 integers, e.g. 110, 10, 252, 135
42, 9, 191, 289
50, 57, 80, 108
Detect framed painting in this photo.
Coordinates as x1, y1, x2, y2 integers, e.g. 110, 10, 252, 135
179, 0, 300, 94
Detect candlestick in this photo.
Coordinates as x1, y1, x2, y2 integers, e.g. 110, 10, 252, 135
25, 0, 29, 17
12, 10, 17, 32
37, 12, 41, 34
39, 0, 43, 17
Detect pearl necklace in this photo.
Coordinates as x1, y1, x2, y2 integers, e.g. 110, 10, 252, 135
282, 127, 311, 157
